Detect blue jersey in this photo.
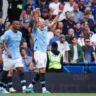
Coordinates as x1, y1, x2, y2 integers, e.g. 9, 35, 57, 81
32, 26, 48, 53
3, 29, 22, 59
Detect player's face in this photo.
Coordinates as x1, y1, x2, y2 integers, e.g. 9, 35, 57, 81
14, 21, 20, 30
39, 19, 46, 28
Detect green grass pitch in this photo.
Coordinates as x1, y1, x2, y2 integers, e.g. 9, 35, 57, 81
0, 93, 96, 96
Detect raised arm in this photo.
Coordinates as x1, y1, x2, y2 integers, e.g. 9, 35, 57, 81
48, 11, 61, 29
33, 9, 41, 29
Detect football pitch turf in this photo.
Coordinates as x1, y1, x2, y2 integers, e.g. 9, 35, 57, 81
0, 93, 96, 96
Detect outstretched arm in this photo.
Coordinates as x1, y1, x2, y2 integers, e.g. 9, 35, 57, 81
48, 11, 61, 29
33, 8, 41, 29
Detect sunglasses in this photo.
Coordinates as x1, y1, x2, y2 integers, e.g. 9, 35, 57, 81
85, 41, 90, 42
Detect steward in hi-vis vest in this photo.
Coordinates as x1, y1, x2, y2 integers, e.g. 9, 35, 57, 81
46, 42, 63, 72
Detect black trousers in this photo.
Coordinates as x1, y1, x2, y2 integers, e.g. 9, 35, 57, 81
0, 0, 3, 18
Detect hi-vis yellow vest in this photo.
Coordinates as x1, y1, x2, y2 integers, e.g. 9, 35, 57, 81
48, 51, 62, 69
17, 4, 22, 9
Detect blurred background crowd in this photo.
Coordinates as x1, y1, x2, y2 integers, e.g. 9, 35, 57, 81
0, 0, 96, 73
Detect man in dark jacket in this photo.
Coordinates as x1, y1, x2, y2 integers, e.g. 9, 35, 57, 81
0, 0, 3, 18
46, 42, 63, 72
7, 0, 23, 22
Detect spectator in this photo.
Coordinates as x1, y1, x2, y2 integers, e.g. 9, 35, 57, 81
74, 22, 83, 38
0, 21, 11, 36
57, 34, 70, 63
20, 4, 34, 29
84, 7, 94, 20
66, 28, 74, 45
48, 29, 61, 50
20, 4, 34, 45
0, 0, 3, 18
84, 0, 92, 6
58, 3, 65, 21
69, 36, 83, 64
47, 31, 54, 46
91, 33, 96, 43
46, 42, 63, 72
82, 38, 96, 64
0, 18, 4, 36
78, 33, 85, 46
46, 8, 55, 25
49, 0, 60, 15
20, 40, 32, 56
39, 0, 49, 11
56, 21, 63, 33
59, 3, 64, 11
92, 40, 96, 62
7, 0, 23, 22
0, 18, 2, 26
62, 11, 71, 23
72, 3, 84, 23
91, 0, 96, 19
41, 8, 49, 22
63, 13, 75, 35
79, 0, 86, 13
62, 0, 75, 17
21, 48, 33, 72
22, 0, 36, 10
83, 12, 94, 28
90, 16, 96, 33
82, 22, 94, 40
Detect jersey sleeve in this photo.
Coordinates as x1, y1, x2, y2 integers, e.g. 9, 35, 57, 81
3, 31, 9, 41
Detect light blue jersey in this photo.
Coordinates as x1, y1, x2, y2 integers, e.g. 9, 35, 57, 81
32, 26, 48, 53
3, 29, 22, 59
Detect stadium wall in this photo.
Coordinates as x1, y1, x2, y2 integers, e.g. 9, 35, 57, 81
0, 72, 96, 93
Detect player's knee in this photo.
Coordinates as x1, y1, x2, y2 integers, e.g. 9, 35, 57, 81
8, 69, 13, 76
39, 68, 46, 73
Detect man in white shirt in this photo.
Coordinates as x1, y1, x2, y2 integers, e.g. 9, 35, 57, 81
62, 0, 75, 18
57, 34, 70, 63
49, 0, 60, 15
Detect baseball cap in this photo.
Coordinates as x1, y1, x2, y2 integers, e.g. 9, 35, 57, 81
59, 34, 65, 38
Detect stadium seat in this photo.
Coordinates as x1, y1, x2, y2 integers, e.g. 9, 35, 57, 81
89, 66, 96, 73
63, 66, 84, 73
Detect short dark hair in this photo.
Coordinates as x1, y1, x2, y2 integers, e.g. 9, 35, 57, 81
71, 36, 77, 40
25, 4, 32, 10
20, 39, 27, 45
